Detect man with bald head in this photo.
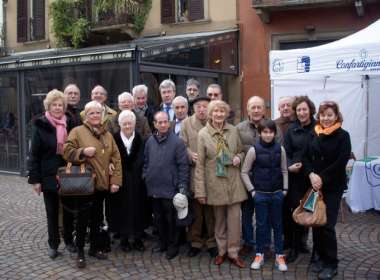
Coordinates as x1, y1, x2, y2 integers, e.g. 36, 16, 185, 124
80, 85, 117, 130
275, 96, 295, 138
63, 83, 82, 131
237, 96, 283, 256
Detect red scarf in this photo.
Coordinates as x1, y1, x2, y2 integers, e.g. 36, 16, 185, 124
45, 111, 67, 154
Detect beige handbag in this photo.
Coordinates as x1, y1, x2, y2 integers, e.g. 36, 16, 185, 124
292, 188, 327, 227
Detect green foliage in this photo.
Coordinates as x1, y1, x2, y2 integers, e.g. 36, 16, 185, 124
132, 0, 152, 34
51, 0, 152, 48
50, 0, 89, 48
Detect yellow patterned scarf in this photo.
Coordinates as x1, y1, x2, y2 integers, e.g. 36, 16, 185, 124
315, 122, 341, 136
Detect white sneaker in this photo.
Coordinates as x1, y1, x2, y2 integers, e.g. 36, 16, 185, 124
251, 253, 264, 270
275, 254, 288, 271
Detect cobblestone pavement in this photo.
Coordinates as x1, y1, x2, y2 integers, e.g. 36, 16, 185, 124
0, 175, 379, 280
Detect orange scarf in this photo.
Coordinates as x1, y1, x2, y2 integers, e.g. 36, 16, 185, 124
314, 122, 341, 136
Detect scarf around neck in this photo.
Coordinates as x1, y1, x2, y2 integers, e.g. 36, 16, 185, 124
45, 111, 67, 154
314, 122, 341, 136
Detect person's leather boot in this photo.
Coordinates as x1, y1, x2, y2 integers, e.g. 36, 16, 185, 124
286, 249, 298, 263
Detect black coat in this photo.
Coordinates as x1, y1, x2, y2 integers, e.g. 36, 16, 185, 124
284, 119, 316, 208
28, 115, 66, 192
110, 131, 149, 236
65, 104, 82, 132
303, 127, 351, 194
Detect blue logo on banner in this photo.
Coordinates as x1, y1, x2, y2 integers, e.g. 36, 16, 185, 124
297, 56, 310, 73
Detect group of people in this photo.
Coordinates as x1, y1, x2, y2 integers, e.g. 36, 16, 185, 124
28, 78, 351, 280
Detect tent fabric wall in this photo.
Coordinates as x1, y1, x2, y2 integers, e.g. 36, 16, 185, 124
272, 77, 367, 159
270, 19, 380, 159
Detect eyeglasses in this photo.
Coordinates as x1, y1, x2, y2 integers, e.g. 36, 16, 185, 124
207, 93, 220, 97
86, 111, 101, 116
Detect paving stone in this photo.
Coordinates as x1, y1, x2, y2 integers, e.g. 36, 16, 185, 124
0, 175, 379, 279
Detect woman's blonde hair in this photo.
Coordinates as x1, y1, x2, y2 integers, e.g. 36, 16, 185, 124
207, 100, 230, 119
84, 100, 103, 116
43, 89, 67, 112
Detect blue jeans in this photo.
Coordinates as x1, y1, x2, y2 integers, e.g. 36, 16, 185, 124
254, 191, 284, 255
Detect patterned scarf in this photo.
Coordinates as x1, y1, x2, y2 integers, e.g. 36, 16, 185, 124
45, 111, 67, 154
214, 131, 231, 177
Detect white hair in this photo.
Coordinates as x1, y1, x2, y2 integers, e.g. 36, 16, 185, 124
118, 92, 134, 103
84, 100, 103, 115
132, 84, 148, 97
172, 96, 188, 108
118, 110, 136, 125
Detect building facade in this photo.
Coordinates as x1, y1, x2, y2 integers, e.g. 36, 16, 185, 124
0, 0, 240, 173
239, 0, 380, 115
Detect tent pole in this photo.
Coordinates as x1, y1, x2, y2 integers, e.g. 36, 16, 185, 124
364, 75, 369, 158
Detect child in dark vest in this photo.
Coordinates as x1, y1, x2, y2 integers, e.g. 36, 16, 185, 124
241, 119, 289, 271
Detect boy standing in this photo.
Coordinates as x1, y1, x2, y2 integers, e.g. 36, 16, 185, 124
241, 119, 288, 271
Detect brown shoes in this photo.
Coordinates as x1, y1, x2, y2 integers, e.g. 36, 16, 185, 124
229, 257, 246, 268
214, 254, 226, 265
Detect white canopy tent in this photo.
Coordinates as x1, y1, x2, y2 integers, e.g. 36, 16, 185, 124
270, 19, 380, 159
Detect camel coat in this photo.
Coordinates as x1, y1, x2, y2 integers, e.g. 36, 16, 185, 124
63, 122, 122, 191
194, 122, 247, 206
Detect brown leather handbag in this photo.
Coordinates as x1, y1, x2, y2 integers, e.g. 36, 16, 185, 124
292, 188, 327, 227
57, 162, 95, 196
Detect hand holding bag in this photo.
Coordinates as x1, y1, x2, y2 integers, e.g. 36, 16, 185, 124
292, 188, 327, 227
57, 162, 95, 196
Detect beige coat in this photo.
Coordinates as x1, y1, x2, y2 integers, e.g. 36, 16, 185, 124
63, 122, 122, 191
180, 115, 206, 192
194, 122, 247, 206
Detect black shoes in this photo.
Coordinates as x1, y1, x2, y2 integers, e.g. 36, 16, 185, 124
311, 260, 324, 273
166, 247, 179, 260
47, 248, 60, 259
132, 239, 145, 252
121, 241, 132, 252
88, 248, 108, 260
77, 250, 86, 268
187, 247, 201, 257
208, 247, 218, 258
299, 245, 310, 254
152, 243, 167, 253
286, 249, 299, 263
318, 267, 337, 280
65, 243, 77, 253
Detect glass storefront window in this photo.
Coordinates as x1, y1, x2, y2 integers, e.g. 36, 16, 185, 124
141, 32, 238, 74
0, 74, 19, 170
24, 61, 132, 158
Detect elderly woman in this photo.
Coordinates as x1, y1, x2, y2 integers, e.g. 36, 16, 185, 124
63, 100, 122, 267
195, 100, 247, 268
109, 92, 151, 140
111, 110, 148, 252
284, 95, 316, 262
303, 101, 351, 280
28, 89, 69, 259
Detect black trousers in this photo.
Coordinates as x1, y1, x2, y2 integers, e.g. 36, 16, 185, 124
152, 198, 178, 250
43, 192, 60, 250
90, 190, 109, 250
312, 191, 343, 269
61, 196, 93, 249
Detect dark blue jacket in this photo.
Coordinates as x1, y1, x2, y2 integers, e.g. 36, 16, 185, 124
250, 139, 283, 193
143, 131, 189, 199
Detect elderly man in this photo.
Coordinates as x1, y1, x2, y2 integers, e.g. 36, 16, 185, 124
159, 79, 176, 121
180, 96, 218, 258
80, 85, 117, 130
109, 92, 151, 140
143, 111, 189, 260
132, 84, 156, 131
186, 78, 200, 101
63, 84, 82, 132
237, 96, 283, 256
274, 96, 295, 138
206, 84, 235, 124
172, 96, 188, 135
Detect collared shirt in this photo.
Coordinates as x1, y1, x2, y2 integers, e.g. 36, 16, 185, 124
120, 131, 135, 154
163, 103, 174, 121
174, 118, 183, 135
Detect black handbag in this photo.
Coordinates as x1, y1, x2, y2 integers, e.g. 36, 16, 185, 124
57, 162, 95, 196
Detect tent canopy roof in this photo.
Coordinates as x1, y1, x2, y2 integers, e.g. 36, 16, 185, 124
270, 19, 380, 79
